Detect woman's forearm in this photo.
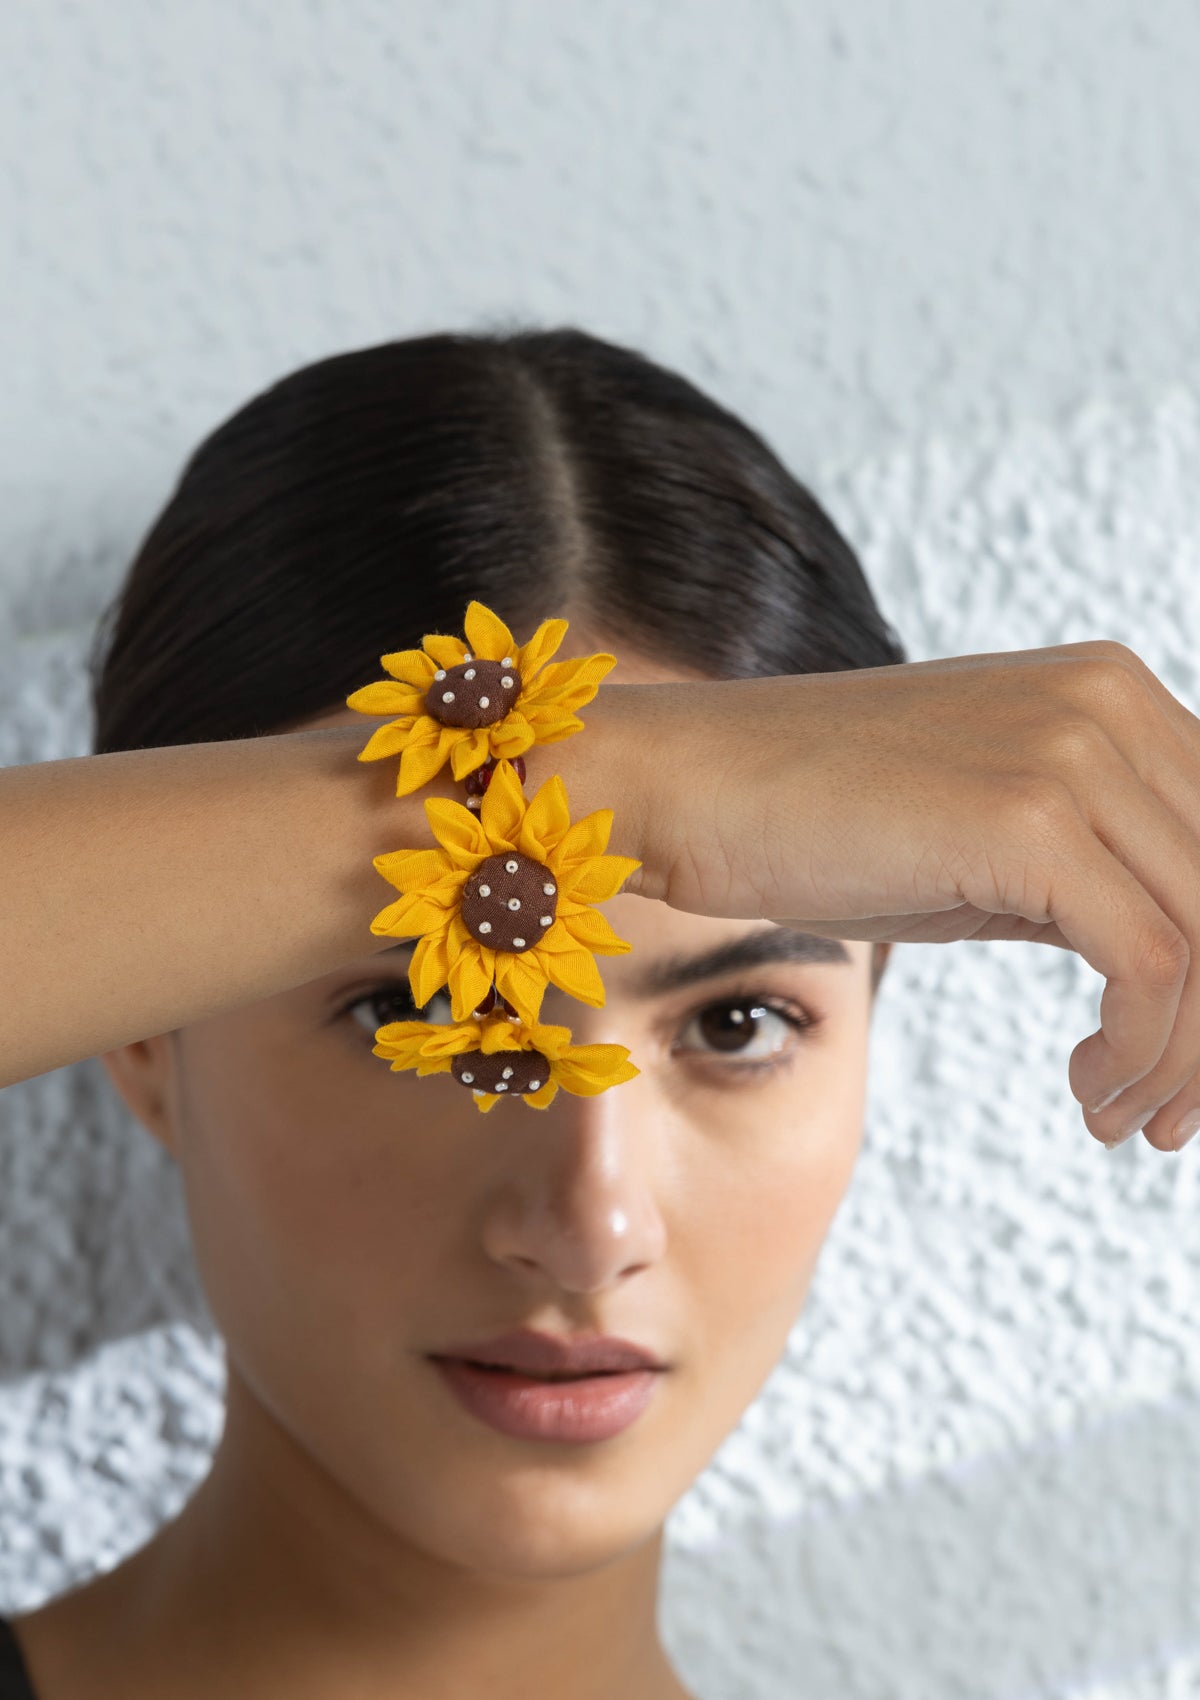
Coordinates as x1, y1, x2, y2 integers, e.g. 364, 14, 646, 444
0, 723, 449, 1087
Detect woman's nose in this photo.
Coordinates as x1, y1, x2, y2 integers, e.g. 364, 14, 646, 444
478, 1081, 667, 1294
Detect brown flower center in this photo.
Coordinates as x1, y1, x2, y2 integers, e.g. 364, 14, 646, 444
461, 853, 558, 953
451, 1048, 550, 1096
425, 658, 520, 729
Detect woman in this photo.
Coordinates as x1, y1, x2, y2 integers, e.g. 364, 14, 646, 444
0, 328, 1193, 1699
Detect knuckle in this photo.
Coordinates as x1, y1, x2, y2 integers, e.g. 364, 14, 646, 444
1002, 772, 1077, 840
1067, 645, 1149, 716
1135, 922, 1190, 988
1036, 712, 1109, 773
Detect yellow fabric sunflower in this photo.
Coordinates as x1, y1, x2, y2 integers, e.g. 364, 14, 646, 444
345, 599, 616, 795
371, 1011, 639, 1112
368, 758, 640, 1026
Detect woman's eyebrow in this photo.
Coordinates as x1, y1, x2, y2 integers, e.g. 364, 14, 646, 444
374, 930, 853, 996
629, 928, 852, 998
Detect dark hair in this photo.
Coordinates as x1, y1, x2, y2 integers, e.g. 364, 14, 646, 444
88, 325, 907, 984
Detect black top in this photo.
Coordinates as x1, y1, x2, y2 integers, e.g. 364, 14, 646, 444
0, 1619, 37, 1699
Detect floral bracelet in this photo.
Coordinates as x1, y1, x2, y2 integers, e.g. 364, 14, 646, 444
345, 600, 641, 1111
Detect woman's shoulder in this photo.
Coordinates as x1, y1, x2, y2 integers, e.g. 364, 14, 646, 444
0, 1616, 39, 1698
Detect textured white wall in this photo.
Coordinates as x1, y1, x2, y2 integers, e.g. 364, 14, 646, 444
3, 3, 1200, 1694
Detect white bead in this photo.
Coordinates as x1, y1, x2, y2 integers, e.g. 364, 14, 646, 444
478, 884, 490, 897
501, 675, 514, 688
540, 915, 552, 926
495, 1081, 509, 1091
463, 652, 472, 660
528, 1080, 541, 1091
478, 921, 492, 934
505, 859, 519, 873
473, 1088, 486, 1097
479, 696, 490, 708
501, 656, 513, 666
507, 897, 521, 911
461, 1071, 474, 1084
467, 797, 480, 810
543, 883, 556, 895
512, 937, 526, 948
442, 691, 455, 703
434, 669, 446, 680
502, 1066, 513, 1079
464, 668, 476, 680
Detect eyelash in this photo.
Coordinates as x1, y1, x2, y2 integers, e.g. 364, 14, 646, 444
338, 981, 819, 1081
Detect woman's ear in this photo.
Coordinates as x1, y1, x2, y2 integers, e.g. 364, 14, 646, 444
97, 1033, 181, 1159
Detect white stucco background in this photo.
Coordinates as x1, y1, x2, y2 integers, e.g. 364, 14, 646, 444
2, 3, 1200, 1694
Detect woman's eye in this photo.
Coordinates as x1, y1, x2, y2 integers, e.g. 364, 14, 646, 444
345, 985, 455, 1033
674, 997, 811, 1064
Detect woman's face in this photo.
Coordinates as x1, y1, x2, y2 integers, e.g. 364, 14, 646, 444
104, 644, 886, 1584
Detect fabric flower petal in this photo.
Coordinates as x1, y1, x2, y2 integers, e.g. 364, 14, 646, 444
550, 808, 613, 866
544, 946, 607, 1007
552, 1044, 639, 1095
355, 717, 421, 762
487, 715, 538, 760
345, 680, 426, 718
517, 774, 571, 861
477, 758, 525, 848
463, 600, 516, 662
378, 649, 440, 689
410, 932, 452, 1007
559, 853, 641, 904
559, 907, 631, 956
449, 725, 493, 781
373, 847, 456, 891
422, 634, 470, 669
515, 617, 569, 681
494, 951, 551, 1026
522, 1081, 560, 1109
448, 938, 495, 1023
396, 725, 459, 794
422, 798, 490, 866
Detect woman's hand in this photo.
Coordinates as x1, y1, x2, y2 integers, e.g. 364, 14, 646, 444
579, 640, 1200, 1153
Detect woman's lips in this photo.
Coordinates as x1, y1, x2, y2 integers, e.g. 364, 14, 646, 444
430, 1356, 663, 1443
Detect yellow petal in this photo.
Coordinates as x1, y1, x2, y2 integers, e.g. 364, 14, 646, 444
487, 715, 538, 760
424, 797, 490, 866
449, 726, 492, 781
473, 1092, 502, 1114
559, 908, 631, 956
519, 709, 585, 745
410, 932, 451, 1007
378, 649, 439, 689
418, 1021, 481, 1058
515, 617, 568, 681
370, 894, 437, 939
518, 774, 571, 861
522, 1081, 560, 1109
372, 847, 456, 891
355, 717, 421, 762
463, 600, 516, 663
479, 1020, 530, 1055
525, 1021, 574, 1060
494, 951, 550, 1026
448, 941, 495, 1023
345, 680, 425, 718
553, 1044, 639, 1096
560, 854, 641, 904
375, 890, 456, 938
527, 653, 616, 706
423, 633, 469, 669
478, 758, 525, 849
396, 731, 454, 794
544, 946, 607, 1008
369, 1022, 433, 1065
550, 808, 613, 864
